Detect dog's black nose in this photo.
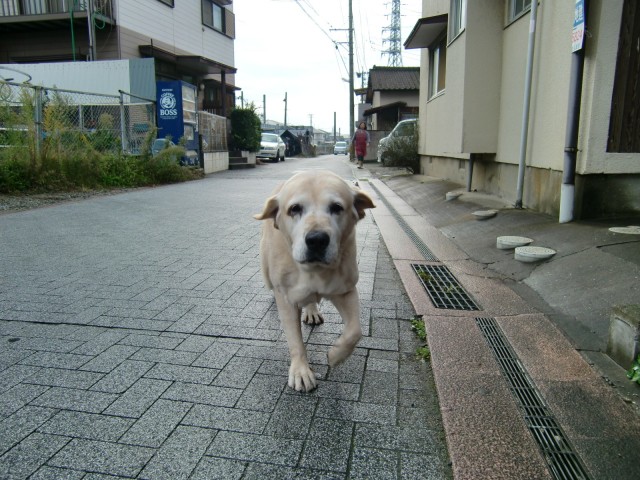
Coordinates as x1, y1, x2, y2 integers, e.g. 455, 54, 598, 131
305, 231, 330, 253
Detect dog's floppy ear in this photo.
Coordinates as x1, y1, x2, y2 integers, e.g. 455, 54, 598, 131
254, 195, 280, 228
353, 190, 375, 219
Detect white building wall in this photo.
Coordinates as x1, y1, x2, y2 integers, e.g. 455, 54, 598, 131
114, 0, 234, 66
0, 59, 155, 98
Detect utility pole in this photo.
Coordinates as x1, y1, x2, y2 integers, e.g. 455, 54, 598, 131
262, 94, 266, 126
348, 0, 355, 144
333, 111, 337, 142
283, 92, 288, 127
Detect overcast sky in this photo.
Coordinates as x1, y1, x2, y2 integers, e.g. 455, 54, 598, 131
233, 0, 423, 136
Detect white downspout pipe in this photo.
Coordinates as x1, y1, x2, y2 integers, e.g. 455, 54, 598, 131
515, 0, 539, 208
559, 1, 587, 223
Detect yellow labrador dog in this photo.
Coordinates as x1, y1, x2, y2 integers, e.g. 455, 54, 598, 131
254, 170, 375, 392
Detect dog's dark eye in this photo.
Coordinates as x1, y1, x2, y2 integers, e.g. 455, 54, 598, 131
288, 204, 303, 216
329, 203, 344, 215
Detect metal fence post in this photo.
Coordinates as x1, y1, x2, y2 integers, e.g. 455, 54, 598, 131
34, 85, 43, 158
119, 90, 128, 153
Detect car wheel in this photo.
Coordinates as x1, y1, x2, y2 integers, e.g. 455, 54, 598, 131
281, 151, 285, 161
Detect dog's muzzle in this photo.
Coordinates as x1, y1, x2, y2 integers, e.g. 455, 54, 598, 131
304, 230, 330, 263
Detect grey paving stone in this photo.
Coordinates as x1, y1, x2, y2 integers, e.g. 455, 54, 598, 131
354, 423, 440, 454
234, 374, 285, 412
18, 351, 93, 370
350, 446, 398, 480
119, 399, 192, 448
70, 330, 129, 356
30, 387, 118, 413
144, 362, 218, 385
175, 334, 215, 353
400, 451, 448, 480
90, 316, 174, 331
183, 404, 270, 434
207, 430, 303, 467
162, 382, 242, 407
48, 438, 155, 478
316, 399, 396, 425
0, 364, 42, 394
38, 410, 134, 441
0, 433, 70, 480
299, 418, 353, 473
90, 359, 154, 394
103, 378, 172, 418
129, 347, 199, 365
325, 354, 366, 384
265, 393, 317, 440
0, 406, 57, 456
29, 465, 86, 480
192, 342, 240, 369
190, 456, 246, 480
236, 344, 290, 362
0, 383, 49, 419
360, 370, 398, 405
243, 462, 343, 479
139, 426, 216, 480
118, 332, 183, 349
212, 356, 262, 389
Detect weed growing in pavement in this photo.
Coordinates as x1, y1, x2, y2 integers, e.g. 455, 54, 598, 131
410, 315, 431, 361
627, 354, 640, 385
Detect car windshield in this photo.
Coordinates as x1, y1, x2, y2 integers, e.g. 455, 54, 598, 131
336, 142, 346, 147
261, 133, 279, 142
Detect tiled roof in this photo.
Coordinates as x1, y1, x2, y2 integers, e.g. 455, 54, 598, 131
369, 66, 420, 91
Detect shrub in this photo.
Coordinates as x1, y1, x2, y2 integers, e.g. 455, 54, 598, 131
0, 154, 32, 191
382, 131, 420, 173
229, 105, 261, 152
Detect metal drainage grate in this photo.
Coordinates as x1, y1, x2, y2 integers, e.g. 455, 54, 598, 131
369, 183, 438, 261
411, 264, 480, 310
476, 317, 591, 480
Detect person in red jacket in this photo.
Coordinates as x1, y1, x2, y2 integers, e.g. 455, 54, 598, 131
351, 121, 370, 169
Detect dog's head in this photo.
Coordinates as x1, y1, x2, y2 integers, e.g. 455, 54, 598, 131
254, 170, 375, 266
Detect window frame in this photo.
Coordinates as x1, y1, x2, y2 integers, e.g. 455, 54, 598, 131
428, 33, 447, 100
508, 0, 532, 23
202, 0, 225, 33
449, 0, 467, 43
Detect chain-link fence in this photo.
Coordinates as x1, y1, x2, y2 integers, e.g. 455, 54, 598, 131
0, 80, 155, 156
198, 110, 228, 152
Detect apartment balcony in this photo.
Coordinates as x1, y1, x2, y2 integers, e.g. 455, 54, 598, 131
0, 0, 115, 32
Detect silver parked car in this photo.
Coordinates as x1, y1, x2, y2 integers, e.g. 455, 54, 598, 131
334, 141, 348, 155
257, 133, 286, 162
377, 119, 417, 163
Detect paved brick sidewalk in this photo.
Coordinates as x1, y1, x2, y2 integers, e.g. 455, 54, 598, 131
0, 158, 451, 479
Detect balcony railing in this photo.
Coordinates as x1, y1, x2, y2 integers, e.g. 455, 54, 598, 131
0, 0, 113, 19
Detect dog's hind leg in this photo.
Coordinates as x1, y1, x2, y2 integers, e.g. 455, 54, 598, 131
327, 289, 362, 366
302, 302, 324, 325
274, 291, 318, 392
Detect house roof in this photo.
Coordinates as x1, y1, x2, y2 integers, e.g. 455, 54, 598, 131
369, 66, 420, 92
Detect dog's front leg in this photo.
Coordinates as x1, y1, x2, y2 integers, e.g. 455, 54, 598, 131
327, 289, 362, 366
274, 291, 317, 392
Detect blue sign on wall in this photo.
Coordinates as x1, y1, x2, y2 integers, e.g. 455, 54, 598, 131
156, 81, 184, 142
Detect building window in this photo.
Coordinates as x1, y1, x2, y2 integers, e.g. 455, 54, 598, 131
429, 34, 447, 98
202, 0, 225, 32
449, 0, 466, 41
157, 0, 174, 6
509, 0, 532, 22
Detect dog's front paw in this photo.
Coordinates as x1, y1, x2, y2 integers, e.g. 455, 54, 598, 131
288, 361, 317, 392
302, 304, 324, 325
